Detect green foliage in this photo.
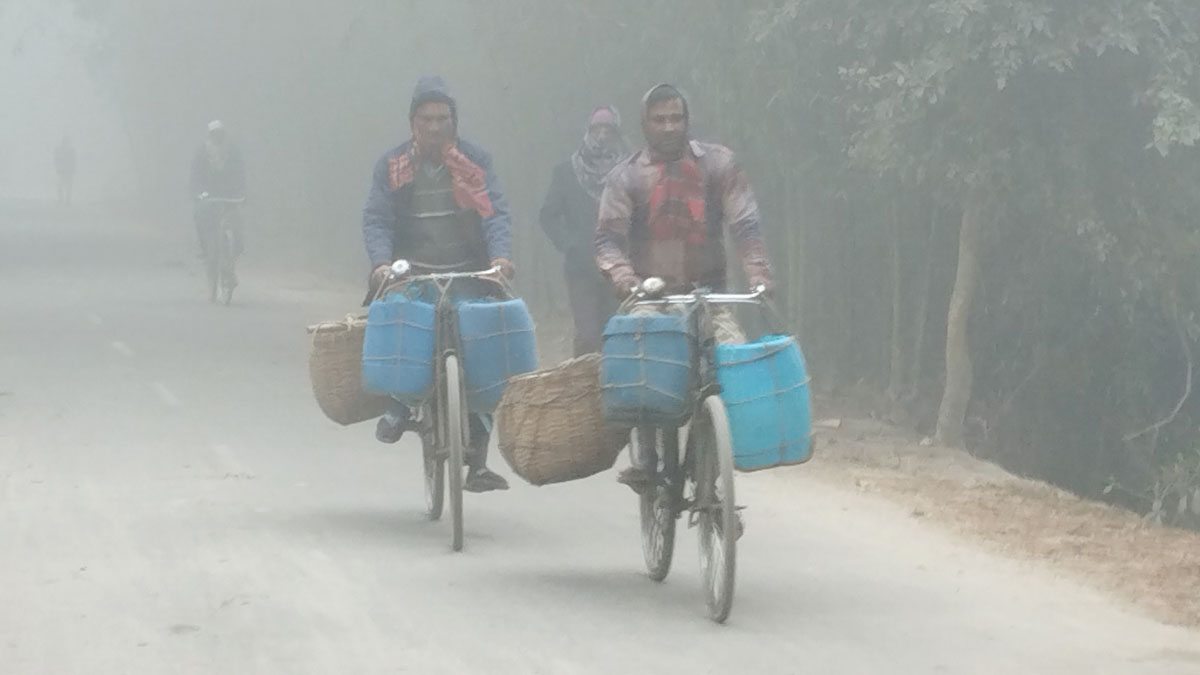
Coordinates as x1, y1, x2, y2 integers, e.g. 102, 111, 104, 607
749, 0, 1200, 504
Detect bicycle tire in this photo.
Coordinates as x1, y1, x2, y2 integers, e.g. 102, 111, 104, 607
220, 230, 235, 306
696, 395, 737, 623
422, 431, 445, 521
638, 427, 678, 582
444, 355, 465, 552
205, 231, 220, 303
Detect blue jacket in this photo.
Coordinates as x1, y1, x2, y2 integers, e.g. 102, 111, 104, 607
361, 138, 512, 269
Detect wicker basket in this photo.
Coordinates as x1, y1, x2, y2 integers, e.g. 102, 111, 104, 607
307, 315, 388, 426
497, 353, 629, 486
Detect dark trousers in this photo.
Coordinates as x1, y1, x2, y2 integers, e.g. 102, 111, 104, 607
565, 260, 617, 356
56, 174, 73, 205
385, 400, 492, 470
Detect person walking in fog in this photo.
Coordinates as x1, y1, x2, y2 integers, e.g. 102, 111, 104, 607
362, 75, 514, 493
54, 136, 76, 205
539, 106, 628, 355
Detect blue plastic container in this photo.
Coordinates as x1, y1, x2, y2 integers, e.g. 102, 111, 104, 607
601, 313, 694, 425
716, 335, 813, 471
458, 298, 538, 413
362, 294, 436, 401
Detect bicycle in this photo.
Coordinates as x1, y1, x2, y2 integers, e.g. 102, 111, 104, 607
197, 194, 244, 306
620, 279, 774, 623
374, 259, 506, 552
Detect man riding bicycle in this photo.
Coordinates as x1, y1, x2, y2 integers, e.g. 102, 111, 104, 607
362, 75, 514, 493
594, 84, 775, 492
190, 120, 246, 273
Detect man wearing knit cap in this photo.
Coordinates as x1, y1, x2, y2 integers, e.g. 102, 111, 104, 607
595, 84, 775, 493
362, 75, 514, 493
539, 105, 628, 355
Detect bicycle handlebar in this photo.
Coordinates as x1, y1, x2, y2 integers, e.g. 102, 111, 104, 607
387, 259, 502, 283
622, 277, 788, 338
628, 277, 768, 306
197, 195, 245, 204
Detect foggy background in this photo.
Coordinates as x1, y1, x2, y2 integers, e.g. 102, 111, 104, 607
5, 0, 1200, 527
0, 1, 133, 200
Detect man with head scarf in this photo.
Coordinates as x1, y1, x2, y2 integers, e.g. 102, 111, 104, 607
539, 106, 628, 355
362, 75, 514, 493
595, 84, 775, 493
596, 85, 772, 298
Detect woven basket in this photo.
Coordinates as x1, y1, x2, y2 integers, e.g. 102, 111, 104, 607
497, 353, 629, 486
307, 315, 388, 426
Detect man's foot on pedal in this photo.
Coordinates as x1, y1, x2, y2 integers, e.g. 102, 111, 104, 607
617, 465, 654, 495
375, 412, 410, 444
464, 467, 509, 493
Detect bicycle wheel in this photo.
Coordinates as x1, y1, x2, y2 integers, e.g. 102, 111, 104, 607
444, 354, 466, 552
695, 395, 737, 623
422, 430, 445, 521
220, 229, 236, 306
205, 232, 220, 303
638, 427, 678, 582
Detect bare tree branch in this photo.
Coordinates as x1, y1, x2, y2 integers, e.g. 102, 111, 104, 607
1124, 313, 1193, 443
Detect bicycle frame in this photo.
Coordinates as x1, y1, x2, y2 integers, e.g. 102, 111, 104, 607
197, 196, 244, 303
200, 197, 244, 232
373, 264, 507, 451
623, 286, 782, 516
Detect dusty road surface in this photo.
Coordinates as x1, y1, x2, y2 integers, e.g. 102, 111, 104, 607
2, 212, 1199, 674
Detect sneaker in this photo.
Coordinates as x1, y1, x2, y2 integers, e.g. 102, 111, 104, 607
464, 466, 509, 493
375, 412, 409, 444
617, 465, 654, 495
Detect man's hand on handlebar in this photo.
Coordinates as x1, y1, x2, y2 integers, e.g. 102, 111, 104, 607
611, 271, 643, 299
490, 258, 515, 281
369, 263, 391, 295
638, 277, 667, 299
749, 276, 774, 300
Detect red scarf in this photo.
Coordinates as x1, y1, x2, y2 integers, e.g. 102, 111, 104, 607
647, 155, 706, 244
387, 142, 495, 218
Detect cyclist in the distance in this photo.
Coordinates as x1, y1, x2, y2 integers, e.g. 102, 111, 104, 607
190, 120, 246, 270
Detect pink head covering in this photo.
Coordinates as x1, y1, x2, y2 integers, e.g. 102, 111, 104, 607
588, 106, 620, 128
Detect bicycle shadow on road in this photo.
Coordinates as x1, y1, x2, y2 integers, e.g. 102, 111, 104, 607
245, 500, 549, 552
492, 565, 703, 619
241, 504, 446, 548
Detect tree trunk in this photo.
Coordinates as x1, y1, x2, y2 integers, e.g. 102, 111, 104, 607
785, 178, 807, 336
935, 191, 984, 446
887, 198, 905, 400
